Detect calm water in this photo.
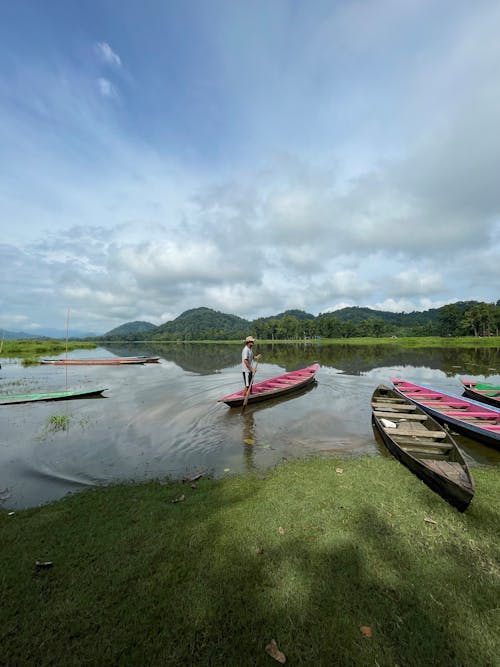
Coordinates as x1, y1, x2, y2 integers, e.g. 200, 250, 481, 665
1, 343, 499, 509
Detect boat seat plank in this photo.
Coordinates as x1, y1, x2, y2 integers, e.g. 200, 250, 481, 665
385, 427, 446, 438
401, 449, 451, 459
395, 438, 452, 449
371, 402, 417, 411
373, 411, 427, 420
442, 411, 497, 419
422, 400, 466, 407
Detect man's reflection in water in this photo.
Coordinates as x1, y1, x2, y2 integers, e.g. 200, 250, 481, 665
241, 409, 257, 473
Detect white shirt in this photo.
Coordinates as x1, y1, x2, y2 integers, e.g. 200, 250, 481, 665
242, 344, 254, 372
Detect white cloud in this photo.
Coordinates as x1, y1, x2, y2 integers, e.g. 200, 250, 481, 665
1, 3, 500, 333
97, 77, 118, 99
95, 42, 122, 67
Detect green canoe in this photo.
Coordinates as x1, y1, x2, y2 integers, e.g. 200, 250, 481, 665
0, 387, 107, 405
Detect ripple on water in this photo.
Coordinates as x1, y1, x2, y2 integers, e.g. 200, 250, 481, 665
1, 349, 499, 509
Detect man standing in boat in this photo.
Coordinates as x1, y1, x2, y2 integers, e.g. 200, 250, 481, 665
242, 336, 261, 396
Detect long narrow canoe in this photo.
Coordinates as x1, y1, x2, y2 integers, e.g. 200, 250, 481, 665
41, 356, 159, 365
0, 387, 107, 405
218, 364, 319, 407
461, 378, 500, 409
392, 378, 500, 449
372, 385, 474, 511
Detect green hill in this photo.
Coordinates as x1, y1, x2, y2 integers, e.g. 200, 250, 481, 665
93, 300, 498, 342
152, 307, 251, 341
102, 321, 158, 340
257, 309, 315, 322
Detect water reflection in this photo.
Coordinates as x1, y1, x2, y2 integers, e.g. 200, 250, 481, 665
1, 342, 498, 510
103, 341, 500, 377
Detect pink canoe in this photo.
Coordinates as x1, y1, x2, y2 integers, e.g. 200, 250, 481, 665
218, 364, 320, 407
392, 378, 500, 449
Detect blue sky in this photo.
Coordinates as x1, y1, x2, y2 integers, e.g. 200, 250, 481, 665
1, 1, 499, 335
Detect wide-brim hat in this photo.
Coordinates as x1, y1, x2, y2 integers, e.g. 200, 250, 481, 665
245, 336, 255, 343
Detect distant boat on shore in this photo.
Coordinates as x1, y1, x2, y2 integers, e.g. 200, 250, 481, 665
40, 356, 160, 366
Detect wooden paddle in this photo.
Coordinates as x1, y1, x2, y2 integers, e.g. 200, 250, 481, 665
241, 361, 258, 414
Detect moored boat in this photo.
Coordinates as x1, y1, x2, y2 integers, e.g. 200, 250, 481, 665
461, 378, 500, 409
218, 364, 319, 407
40, 356, 160, 365
372, 385, 474, 511
0, 387, 107, 405
392, 378, 500, 449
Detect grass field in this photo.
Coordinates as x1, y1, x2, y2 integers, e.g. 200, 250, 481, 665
0, 339, 96, 365
2, 457, 498, 666
146, 336, 500, 348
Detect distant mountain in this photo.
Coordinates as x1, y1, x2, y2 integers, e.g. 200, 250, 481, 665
152, 307, 250, 341
102, 321, 158, 339
77, 299, 497, 343
42, 328, 98, 339
0, 328, 44, 340
256, 309, 315, 322
325, 302, 479, 326
0, 328, 98, 340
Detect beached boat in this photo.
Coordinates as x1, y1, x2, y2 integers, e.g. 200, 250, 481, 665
218, 364, 319, 407
0, 387, 107, 405
460, 378, 500, 409
371, 385, 474, 511
392, 378, 500, 449
40, 356, 160, 365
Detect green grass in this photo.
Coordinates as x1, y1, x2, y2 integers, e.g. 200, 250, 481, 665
132, 336, 500, 348
46, 415, 70, 431
0, 339, 96, 365
1, 457, 499, 666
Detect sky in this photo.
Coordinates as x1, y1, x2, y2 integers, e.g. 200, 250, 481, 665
1, 0, 499, 335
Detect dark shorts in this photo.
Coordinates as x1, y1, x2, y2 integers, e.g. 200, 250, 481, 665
243, 371, 253, 388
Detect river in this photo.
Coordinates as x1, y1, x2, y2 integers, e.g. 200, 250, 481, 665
1, 342, 499, 509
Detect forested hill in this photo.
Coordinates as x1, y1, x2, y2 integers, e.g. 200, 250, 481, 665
98, 301, 500, 341
151, 307, 250, 341
102, 321, 158, 340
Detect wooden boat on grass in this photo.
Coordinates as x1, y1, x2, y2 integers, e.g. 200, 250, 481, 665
41, 356, 159, 365
460, 378, 500, 409
218, 364, 319, 407
392, 378, 500, 449
372, 385, 474, 511
0, 387, 107, 405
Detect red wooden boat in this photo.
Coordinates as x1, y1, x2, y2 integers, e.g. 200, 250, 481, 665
460, 378, 500, 409
41, 356, 160, 365
218, 364, 319, 407
392, 378, 500, 449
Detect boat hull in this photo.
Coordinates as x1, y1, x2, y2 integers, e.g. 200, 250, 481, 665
40, 356, 159, 365
392, 378, 500, 449
372, 385, 474, 511
0, 388, 107, 405
218, 364, 319, 407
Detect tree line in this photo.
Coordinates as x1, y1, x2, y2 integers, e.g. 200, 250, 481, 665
253, 302, 500, 340
99, 301, 500, 342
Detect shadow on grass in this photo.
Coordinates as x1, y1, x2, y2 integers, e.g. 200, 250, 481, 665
1, 460, 498, 666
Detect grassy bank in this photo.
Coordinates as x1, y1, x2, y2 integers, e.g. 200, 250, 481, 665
116, 336, 500, 348
0, 339, 96, 365
1, 457, 498, 666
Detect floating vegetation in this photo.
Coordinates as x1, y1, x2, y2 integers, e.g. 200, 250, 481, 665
46, 415, 70, 432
